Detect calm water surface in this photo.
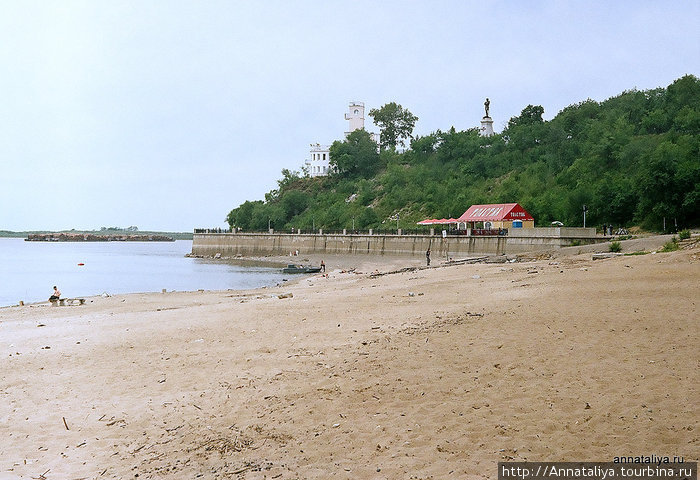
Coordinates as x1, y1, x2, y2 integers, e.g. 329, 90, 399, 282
0, 238, 286, 307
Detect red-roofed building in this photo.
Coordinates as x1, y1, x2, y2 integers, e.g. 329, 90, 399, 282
457, 203, 534, 229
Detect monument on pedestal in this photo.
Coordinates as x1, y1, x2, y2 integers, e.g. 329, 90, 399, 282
480, 97, 494, 137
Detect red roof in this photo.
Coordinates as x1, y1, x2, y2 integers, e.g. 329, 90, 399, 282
457, 203, 534, 222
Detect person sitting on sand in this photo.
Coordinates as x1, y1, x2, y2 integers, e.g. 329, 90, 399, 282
49, 286, 61, 302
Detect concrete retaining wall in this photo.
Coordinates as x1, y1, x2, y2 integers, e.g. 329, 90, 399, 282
505, 227, 600, 250
191, 227, 603, 258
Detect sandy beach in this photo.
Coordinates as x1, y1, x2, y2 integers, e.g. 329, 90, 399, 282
1, 236, 698, 479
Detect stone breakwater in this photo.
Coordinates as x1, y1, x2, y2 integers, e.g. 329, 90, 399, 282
25, 233, 175, 242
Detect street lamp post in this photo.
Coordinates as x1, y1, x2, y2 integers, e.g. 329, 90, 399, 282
582, 205, 588, 228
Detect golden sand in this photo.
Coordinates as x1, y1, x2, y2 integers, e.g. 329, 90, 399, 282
1, 239, 698, 479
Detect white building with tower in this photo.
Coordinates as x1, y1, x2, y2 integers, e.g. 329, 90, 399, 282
306, 101, 377, 177
344, 101, 365, 136
308, 143, 332, 177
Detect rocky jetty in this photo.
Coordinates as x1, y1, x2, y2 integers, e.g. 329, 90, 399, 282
25, 233, 174, 242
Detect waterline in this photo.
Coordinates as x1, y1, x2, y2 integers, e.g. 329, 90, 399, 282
0, 238, 286, 307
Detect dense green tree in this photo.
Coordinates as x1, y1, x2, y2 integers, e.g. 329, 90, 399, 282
329, 129, 381, 178
226, 200, 261, 230
280, 190, 310, 218
368, 102, 418, 151
410, 134, 440, 156
265, 168, 303, 202
507, 104, 545, 129
357, 207, 379, 228
505, 105, 547, 150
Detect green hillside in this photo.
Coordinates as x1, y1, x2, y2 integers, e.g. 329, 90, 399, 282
227, 75, 700, 233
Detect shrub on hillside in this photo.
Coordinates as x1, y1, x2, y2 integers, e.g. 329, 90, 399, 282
660, 237, 680, 252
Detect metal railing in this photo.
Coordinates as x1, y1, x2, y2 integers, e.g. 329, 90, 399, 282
195, 227, 509, 236
470, 228, 508, 236
194, 228, 232, 234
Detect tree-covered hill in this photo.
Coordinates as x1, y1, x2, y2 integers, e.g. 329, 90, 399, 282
227, 75, 700, 232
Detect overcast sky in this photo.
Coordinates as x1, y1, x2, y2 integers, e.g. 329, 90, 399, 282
1, 1, 698, 232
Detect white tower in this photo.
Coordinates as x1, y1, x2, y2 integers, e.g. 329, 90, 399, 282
345, 101, 365, 136
306, 101, 378, 177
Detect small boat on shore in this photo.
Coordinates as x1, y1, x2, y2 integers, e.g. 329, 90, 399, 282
282, 264, 322, 274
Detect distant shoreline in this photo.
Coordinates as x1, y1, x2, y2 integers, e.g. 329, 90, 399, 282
0, 230, 194, 240
25, 232, 175, 242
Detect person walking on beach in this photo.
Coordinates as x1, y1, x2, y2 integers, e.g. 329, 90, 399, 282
320, 260, 325, 272
426, 248, 431, 266
49, 286, 61, 302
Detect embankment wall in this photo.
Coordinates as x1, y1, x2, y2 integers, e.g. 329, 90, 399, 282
191, 227, 602, 258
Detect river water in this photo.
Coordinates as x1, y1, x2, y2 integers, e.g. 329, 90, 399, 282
0, 238, 286, 307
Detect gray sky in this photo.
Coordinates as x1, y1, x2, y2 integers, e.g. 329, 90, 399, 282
1, 1, 698, 232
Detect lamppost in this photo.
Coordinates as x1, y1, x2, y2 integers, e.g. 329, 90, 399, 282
582, 205, 588, 228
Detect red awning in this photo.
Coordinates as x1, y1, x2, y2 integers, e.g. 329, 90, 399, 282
457, 203, 534, 222
417, 218, 460, 225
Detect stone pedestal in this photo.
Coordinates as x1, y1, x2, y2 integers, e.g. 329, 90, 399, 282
480, 116, 494, 137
